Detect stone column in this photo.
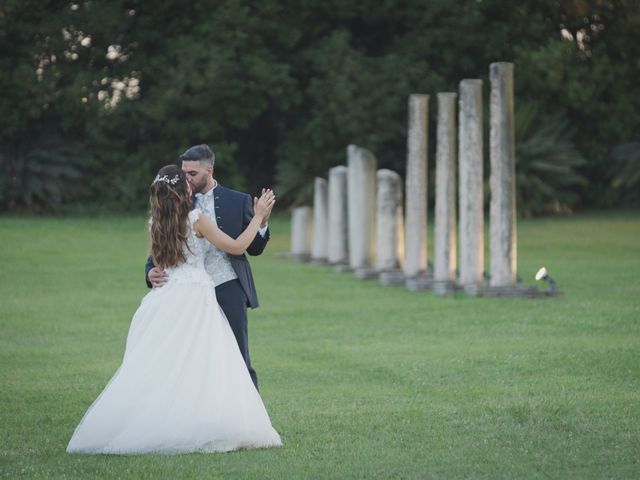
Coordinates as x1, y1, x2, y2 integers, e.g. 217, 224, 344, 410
311, 177, 329, 264
376, 169, 405, 286
458, 79, 484, 295
433, 92, 458, 294
347, 144, 377, 278
404, 94, 431, 291
290, 206, 312, 262
489, 62, 517, 288
327, 165, 349, 270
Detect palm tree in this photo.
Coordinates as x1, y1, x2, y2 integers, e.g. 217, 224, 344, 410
515, 102, 587, 216
0, 137, 84, 212
609, 141, 640, 206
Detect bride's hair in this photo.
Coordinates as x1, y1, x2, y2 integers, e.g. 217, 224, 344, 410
149, 164, 192, 268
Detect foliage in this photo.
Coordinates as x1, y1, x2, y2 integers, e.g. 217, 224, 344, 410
0, 0, 638, 213
512, 1, 640, 208
0, 137, 84, 211
609, 142, 640, 207
514, 102, 587, 216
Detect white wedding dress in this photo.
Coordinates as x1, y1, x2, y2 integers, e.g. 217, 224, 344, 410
67, 209, 281, 454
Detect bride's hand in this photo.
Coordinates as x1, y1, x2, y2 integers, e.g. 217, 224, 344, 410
253, 189, 276, 221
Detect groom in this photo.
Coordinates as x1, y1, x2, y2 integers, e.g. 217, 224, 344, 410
146, 144, 270, 389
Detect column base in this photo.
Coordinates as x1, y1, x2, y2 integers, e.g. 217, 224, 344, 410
354, 267, 377, 279
484, 284, 563, 298
406, 274, 434, 291
291, 253, 310, 263
331, 262, 351, 273
310, 257, 328, 266
379, 269, 405, 286
432, 280, 461, 295
461, 283, 485, 296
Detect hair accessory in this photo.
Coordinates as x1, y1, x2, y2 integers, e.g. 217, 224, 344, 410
153, 174, 180, 185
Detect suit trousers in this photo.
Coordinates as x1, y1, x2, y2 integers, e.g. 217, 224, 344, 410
215, 279, 258, 390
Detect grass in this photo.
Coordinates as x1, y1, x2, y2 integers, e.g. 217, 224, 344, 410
0, 211, 639, 479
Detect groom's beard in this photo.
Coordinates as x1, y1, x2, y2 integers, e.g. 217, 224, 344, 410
193, 177, 208, 193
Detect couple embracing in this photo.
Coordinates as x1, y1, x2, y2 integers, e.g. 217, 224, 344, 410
67, 145, 282, 454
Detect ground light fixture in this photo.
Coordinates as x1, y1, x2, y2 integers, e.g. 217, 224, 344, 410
535, 267, 558, 293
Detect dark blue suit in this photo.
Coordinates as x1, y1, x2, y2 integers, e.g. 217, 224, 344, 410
145, 185, 269, 388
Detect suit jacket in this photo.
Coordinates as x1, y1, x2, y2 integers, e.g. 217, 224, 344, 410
145, 185, 269, 308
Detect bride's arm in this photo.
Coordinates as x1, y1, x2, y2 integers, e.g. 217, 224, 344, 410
194, 190, 275, 255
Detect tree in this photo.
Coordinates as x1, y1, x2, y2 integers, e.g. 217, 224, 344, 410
1, 0, 638, 213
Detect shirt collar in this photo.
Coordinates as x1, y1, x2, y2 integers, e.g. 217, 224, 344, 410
195, 181, 218, 199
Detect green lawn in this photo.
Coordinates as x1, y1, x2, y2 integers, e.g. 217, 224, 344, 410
1, 211, 639, 479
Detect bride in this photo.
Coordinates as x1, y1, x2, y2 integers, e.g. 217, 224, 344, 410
67, 164, 281, 454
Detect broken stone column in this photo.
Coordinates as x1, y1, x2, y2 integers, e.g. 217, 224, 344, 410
489, 62, 517, 288
458, 79, 485, 295
376, 169, 405, 286
485, 62, 537, 297
327, 165, 349, 271
311, 177, 329, 264
433, 92, 459, 295
347, 144, 377, 278
404, 94, 431, 291
290, 206, 312, 262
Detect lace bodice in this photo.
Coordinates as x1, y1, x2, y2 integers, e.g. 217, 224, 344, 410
180, 209, 209, 268
148, 209, 206, 270
146, 210, 216, 297
154, 209, 215, 301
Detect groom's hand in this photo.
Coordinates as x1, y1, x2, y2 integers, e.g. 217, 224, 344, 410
148, 267, 168, 288
254, 188, 274, 228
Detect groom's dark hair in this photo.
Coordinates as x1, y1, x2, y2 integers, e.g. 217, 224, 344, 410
179, 144, 215, 166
